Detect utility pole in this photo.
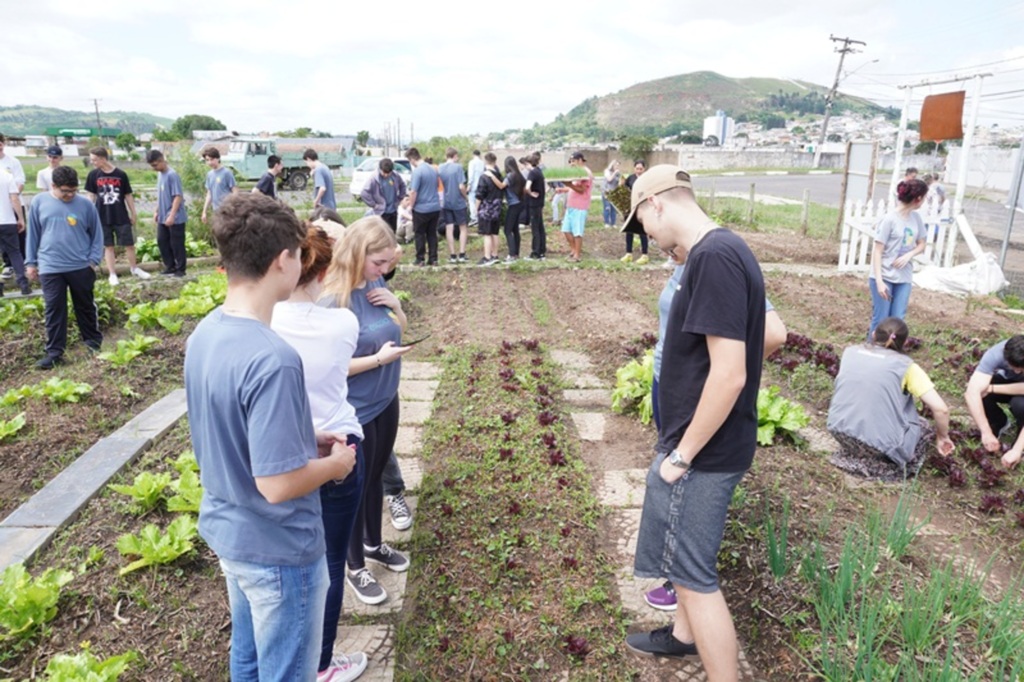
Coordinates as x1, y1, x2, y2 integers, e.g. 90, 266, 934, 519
397, 118, 401, 150
92, 98, 103, 136
814, 34, 865, 168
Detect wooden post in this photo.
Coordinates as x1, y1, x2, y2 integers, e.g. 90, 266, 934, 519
801, 189, 811, 235
836, 141, 852, 239
748, 183, 755, 225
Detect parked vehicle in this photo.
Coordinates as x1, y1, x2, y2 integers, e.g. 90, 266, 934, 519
223, 138, 348, 191
349, 157, 412, 199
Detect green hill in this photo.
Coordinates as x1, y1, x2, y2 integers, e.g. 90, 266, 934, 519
511, 70, 896, 144
0, 105, 174, 136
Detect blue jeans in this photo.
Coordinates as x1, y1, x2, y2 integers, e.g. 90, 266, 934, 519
319, 437, 365, 671
602, 197, 617, 226
868, 278, 912, 337
220, 555, 329, 682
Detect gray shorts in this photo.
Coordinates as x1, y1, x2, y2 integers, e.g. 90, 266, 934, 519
633, 452, 746, 593
442, 208, 467, 227
102, 223, 135, 247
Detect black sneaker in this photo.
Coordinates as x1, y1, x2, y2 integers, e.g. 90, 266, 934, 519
346, 568, 387, 605
363, 542, 409, 572
476, 257, 491, 266
449, 254, 458, 264
413, 260, 426, 267
20, 284, 31, 296
85, 341, 102, 353
626, 625, 698, 659
36, 354, 64, 370
427, 260, 438, 266
458, 253, 467, 263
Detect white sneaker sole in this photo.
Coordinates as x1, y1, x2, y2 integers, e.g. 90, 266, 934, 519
390, 515, 412, 531
345, 575, 387, 605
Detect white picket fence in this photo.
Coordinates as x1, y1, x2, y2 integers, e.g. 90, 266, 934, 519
838, 196, 961, 272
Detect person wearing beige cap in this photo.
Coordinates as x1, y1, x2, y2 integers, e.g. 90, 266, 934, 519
623, 165, 765, 681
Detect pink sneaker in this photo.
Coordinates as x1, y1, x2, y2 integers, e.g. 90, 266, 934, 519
644, 581, 677, 611
317, 652, 367, 682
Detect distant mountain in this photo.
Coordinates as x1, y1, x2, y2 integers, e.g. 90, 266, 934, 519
510, 71, 897, 143
0, 105, 174, 136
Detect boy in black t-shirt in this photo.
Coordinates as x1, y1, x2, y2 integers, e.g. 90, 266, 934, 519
620, 165, 765, 680
84, 147, 150, 285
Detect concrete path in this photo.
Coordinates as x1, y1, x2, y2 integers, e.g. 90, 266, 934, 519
332, 360, 438, 681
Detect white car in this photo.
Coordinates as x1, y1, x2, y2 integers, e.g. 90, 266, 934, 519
349, 157, 412, 200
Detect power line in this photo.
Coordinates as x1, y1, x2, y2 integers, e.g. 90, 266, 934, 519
863, 55, 1024, 79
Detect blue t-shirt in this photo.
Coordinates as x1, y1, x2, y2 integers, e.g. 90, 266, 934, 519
322, 277, 403, 424
978, 340, 1024, 382
157, 167, 187, 225
26, 193, 103, 274
438, 161, 467, 210
410, 163, 441, 212
313, 163, 336, 209
205, 166, 236, 209
184, 309, 324, 566
380, 173, 399, 213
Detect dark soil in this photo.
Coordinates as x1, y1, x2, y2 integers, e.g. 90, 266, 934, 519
5, 221, 1023, 679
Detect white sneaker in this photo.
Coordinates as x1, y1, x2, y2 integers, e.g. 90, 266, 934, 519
317, 652, 368, 682
131, 267, 151, 280
108, 272, 119, 286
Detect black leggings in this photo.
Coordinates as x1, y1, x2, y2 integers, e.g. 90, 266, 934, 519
626, 231, 648, 254
505, 202, 524, 257
347, 395, 400, 570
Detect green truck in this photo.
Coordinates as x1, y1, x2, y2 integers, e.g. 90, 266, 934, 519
223, 138, 349, 191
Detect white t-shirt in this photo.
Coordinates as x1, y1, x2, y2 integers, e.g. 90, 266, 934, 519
37, 167, 54, 192
0, 173, 19, 224
270, 301, 363, 439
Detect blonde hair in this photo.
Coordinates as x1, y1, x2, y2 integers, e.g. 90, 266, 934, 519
322, 216, 398, 307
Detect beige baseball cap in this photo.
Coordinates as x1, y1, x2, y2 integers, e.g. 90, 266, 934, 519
621, 165, 693, 235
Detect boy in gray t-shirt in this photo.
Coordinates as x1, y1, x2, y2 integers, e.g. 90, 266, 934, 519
185, 193, 356, 678
965, 336, 1024, 465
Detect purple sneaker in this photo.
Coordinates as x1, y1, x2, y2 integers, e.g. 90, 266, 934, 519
644, 581, 677, 611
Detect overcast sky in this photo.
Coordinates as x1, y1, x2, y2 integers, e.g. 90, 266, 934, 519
5, 0, 1023, 139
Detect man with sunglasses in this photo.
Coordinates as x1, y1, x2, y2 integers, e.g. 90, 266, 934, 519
26, 166, 104, 369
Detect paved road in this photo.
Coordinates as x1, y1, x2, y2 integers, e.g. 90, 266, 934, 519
698, 172, 1024, 292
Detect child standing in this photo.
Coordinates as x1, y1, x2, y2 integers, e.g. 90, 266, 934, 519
475, 152, 503, 266
558, 152, 593, 263
185, 193, 357, 679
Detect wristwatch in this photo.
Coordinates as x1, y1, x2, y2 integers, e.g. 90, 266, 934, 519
667, 449, 690, 470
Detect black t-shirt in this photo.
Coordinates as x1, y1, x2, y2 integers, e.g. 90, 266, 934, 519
625, 173, 639, 190
526, 167, 546, 207
255, 171, 277, 198
84, 167, 133, 227
657, 228, 765, 472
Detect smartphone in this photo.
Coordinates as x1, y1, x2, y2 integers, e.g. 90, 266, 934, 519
403, 333, 431, 346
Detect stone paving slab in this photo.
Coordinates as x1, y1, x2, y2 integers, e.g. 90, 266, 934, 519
570, 412, 606, 441
393, 458, 422, 493
0, 526, 56, 569
399, 401, 432, 426
399, 380, 439, 402
549, 349, 593, 371
566, 371, 605, 389
402, 361, 440, 380
2, 436, 151, 529
394, 426, 422, 456
342, 567, 407, 616
563, 388, 612, 407
381, 496, 418, 546
800, 425, 838, 454
332, 625, 394, 681
599, 469, 649, 508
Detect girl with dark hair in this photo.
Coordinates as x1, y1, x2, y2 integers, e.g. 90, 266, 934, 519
827, 316, 954, 481
270, 225, 369, 681
485, 156, 526, 261
868, 178, 929, 336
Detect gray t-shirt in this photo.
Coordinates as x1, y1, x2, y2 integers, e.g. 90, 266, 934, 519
313, 163, 336, 210
185, 309, 324, 566
827, 344, 921, 466
978, 340, 1024, 382
157, 167, 187, 225
438, 161, 467, 210
872, 211, 925, 284
205, 166, 236, 209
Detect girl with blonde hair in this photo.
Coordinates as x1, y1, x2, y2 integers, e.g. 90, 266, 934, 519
321, 216, 412, 606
